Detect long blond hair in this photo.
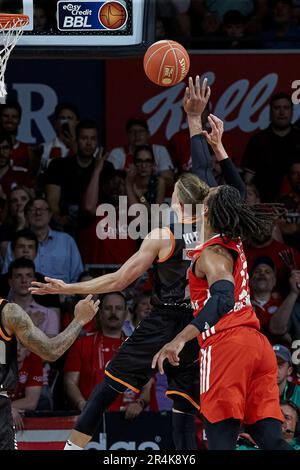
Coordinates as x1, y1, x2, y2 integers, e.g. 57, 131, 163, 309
176, 173, 209, 216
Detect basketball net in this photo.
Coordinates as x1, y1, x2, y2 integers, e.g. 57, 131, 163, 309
0, 15, 29, 103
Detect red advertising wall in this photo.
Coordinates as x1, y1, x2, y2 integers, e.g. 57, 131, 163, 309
106, 53, 300, 165
16, 412, 178, 450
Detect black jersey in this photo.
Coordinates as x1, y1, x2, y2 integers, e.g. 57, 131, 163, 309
0, 300, 18, 393
151, 223, 199, 309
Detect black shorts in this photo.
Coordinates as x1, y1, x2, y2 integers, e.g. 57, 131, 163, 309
0, 395, 15, 450
105, 308, 200, 411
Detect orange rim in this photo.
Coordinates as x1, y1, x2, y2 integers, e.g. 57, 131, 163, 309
0, 14, 29, 29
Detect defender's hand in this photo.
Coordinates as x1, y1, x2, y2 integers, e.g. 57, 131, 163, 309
151, 338, 185, 374
201, 114, 224, 149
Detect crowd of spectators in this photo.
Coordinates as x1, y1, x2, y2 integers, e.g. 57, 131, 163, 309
5, 0, 300, 50
156, 0, 300, 49
1, 89, 300, 449
1, 0, 299, 453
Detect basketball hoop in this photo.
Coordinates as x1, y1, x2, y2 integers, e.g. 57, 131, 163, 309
0, 14, 29, 103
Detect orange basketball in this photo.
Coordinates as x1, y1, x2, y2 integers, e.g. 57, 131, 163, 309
99, 1, 127, 30
143, 40, 190, 87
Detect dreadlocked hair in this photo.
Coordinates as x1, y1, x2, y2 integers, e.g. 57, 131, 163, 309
176, 173, 210, 216
207, 185, 283, 243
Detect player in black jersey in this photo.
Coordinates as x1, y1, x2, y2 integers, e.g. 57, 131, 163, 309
0, 295, 99, 450
31, 77, 245, 450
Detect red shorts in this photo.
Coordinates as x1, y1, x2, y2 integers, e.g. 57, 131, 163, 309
199, 326, 283, 424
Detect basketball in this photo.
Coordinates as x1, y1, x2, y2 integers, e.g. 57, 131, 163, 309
143, 40, 190, 87
99, 1, 127, 30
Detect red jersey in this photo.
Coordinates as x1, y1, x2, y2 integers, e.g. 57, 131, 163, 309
10, 352, 43, 401
64, 332, 136, 411
189, 235, 260, 347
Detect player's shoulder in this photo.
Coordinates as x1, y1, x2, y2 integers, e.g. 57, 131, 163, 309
146, 227, 173, 241
1, 302, 25, 334
202, 244, 235, 263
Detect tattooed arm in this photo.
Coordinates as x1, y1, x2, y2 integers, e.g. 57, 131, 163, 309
2, 296, 99, 362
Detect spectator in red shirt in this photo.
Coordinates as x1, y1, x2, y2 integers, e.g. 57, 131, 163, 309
278, 160, 300, 251
64, 292, 153, 418
0, 133, 33, 198
10, 341, 43, 431
0, 101, 33, 170
244, 227, 300, 296
249, 256, 300, 343
250, 257, 280, 330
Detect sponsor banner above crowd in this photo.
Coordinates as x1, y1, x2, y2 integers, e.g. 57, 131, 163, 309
106, 53, 300, 165
7, 53, 300, 166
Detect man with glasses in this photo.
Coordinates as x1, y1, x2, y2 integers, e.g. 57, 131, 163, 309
2, 198, 83, 283
44, 120, 114, 235
0, 133, 33, 198
107, 118, 174, 189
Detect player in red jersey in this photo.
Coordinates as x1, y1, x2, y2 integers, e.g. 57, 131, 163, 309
153, 185, 293, 450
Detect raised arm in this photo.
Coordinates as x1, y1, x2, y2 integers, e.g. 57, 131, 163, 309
2, 296, 99, 362
202, 114, 246, 198
82, 148, 107, 215
30, 229, 172, 296
152, 245, 235, 373
183, 76, 217, 187
185, 77, 245, 197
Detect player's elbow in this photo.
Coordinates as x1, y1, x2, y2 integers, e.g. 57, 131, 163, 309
40, 349, 59, 362
210, 280, 235, 317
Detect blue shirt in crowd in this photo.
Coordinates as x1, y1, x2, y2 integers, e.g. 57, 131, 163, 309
2, 229, 83, 283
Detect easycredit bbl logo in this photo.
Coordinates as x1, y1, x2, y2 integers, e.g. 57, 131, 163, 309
57, 1, 128, 31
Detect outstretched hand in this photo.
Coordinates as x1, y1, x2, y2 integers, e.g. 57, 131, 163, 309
183, 75, 211, 117
151, 338, 185, 374
201, 113, 225, 149
29, 277, 71, 295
